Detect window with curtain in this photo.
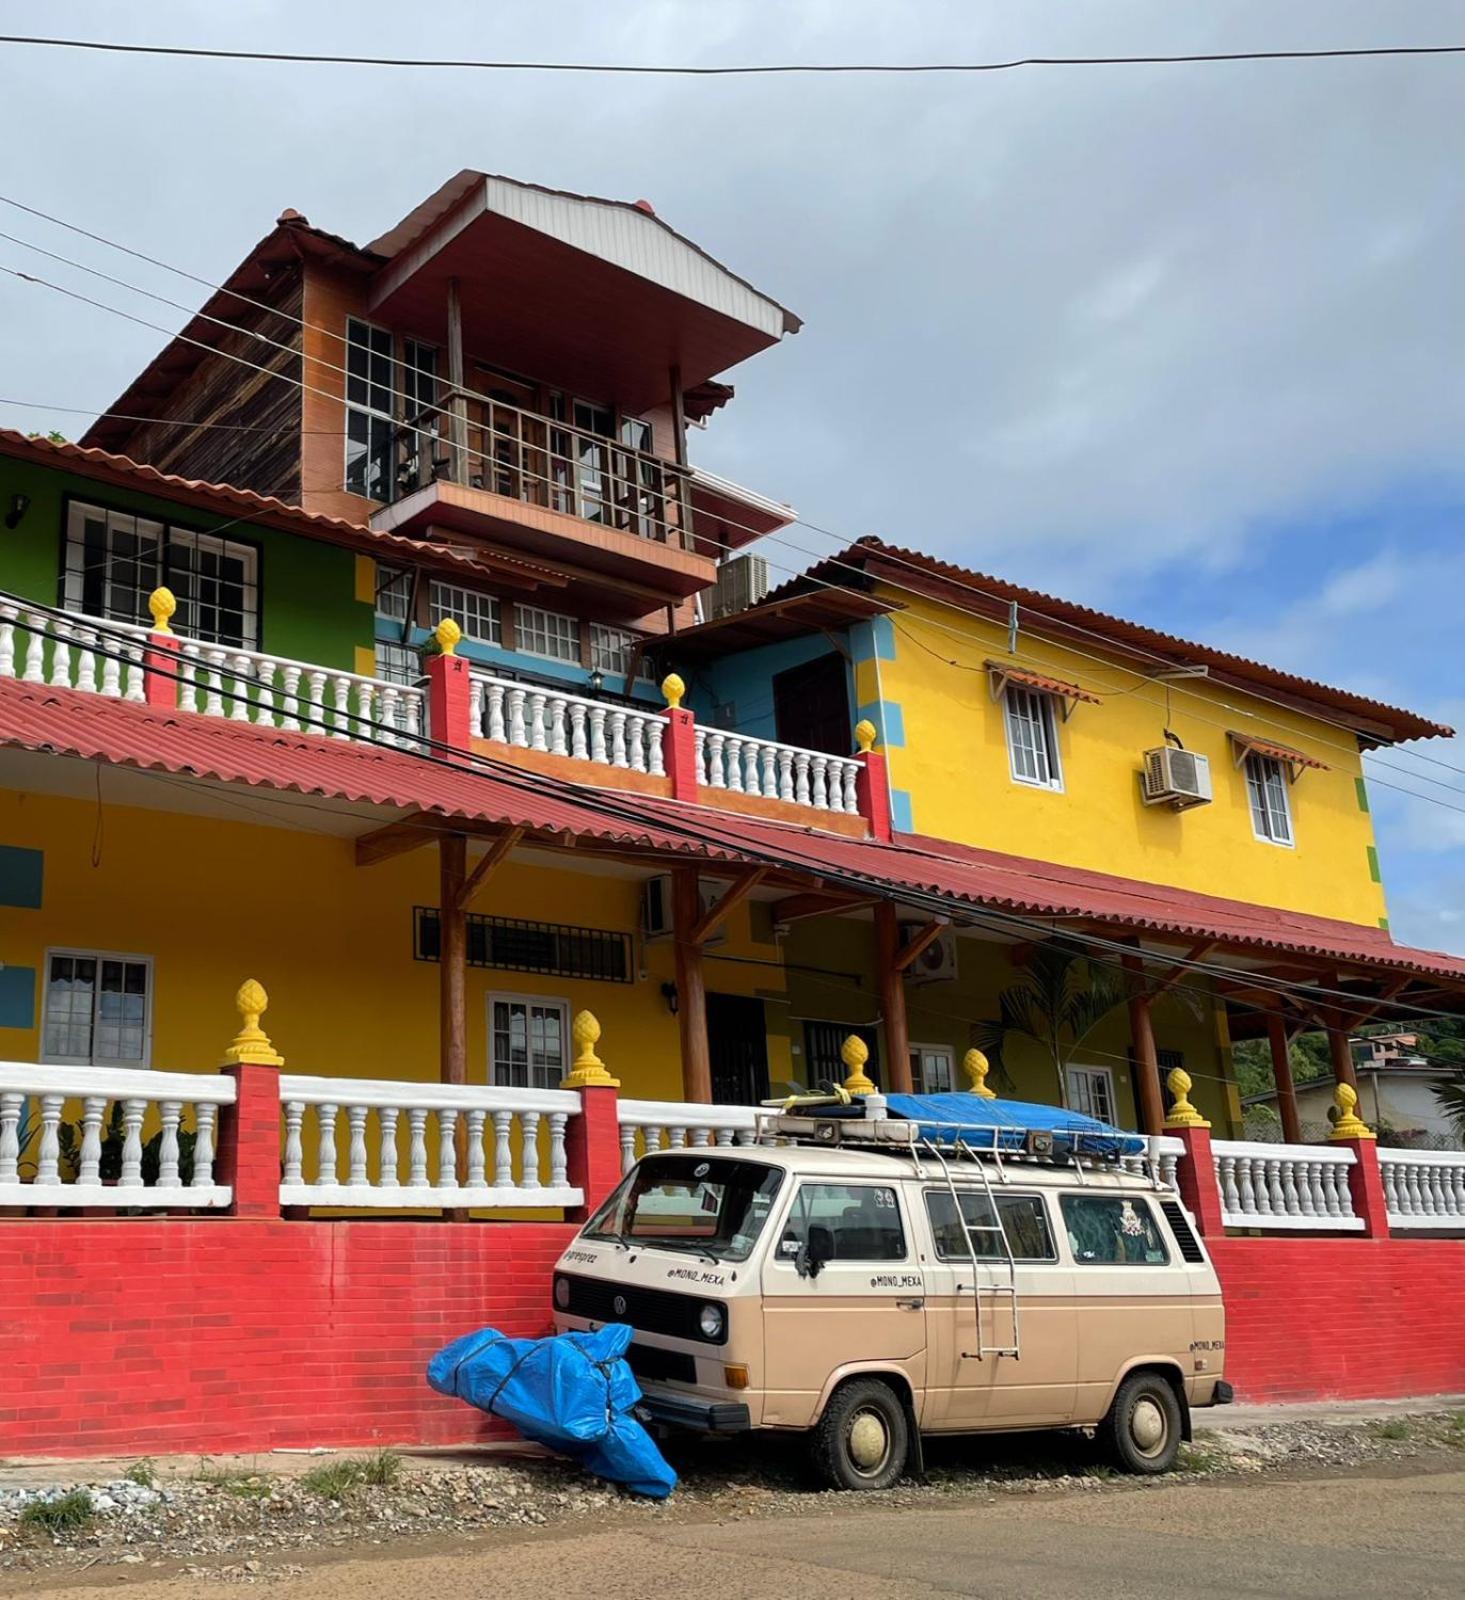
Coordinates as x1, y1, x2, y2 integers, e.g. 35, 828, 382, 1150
42, 951, 152, 1067
489, 997, 569, 1089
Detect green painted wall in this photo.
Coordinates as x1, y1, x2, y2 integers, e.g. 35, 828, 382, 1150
0, 456, 372, 670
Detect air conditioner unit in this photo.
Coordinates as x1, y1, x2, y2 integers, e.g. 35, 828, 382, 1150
641, 875, 729, 945
1142, 746, 1213, 810
904, 927, 958, 985
708, 555, 771, 620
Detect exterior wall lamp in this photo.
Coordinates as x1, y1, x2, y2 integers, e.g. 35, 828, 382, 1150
588, 669, 605, 694
5, 493, 30, 530
660, 981, 679, 1015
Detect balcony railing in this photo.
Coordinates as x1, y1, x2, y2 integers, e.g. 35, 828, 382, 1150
472, 669, 666, 775
1211, 1138, 1363, 1230
396, 391, 691, 548
1378, 1147, 1465, 1228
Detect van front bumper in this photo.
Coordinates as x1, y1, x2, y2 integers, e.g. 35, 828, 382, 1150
638, 1387, 751, 1434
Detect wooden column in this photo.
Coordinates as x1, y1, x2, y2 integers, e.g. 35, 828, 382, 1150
673, 867, 711, 1103
1266, 1011, 1303, 1143
446, 276, 467, 486
875, 902, 913, 1094
668, 363, 689, 550
1326, 1011, 1359, 1090
439, 834, 468, 1087
1122, 950, 1166, 1136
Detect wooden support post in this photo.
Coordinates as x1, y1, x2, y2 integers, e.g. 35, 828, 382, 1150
673, 867, 712, 1103
876, 902, 914, 1094
1122, 949, 1166, 1136
1327, 1011, 1359, 1090
669, 363, 689, 549
1267, 1011, 1303, 1144
446, 276, 467, 486
439, 834, 468, 1088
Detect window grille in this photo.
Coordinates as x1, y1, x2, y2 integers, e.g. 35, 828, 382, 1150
414, 909, 631, 983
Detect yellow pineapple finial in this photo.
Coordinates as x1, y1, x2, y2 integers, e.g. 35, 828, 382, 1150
840, 1034, 876, 1095
221, 978, 284, 1068
148, 586, 177, 635
1328, 1080, 1374, 1140
433, 618, 462, 656
561, 1009, 620, 1089
854, 719, 878, 754
964, 1047, 996, 1098
661, 673, 685, 710
1163, 1067, 1210, 1129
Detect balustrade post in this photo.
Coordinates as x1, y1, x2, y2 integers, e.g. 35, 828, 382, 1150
853, 721, 894, 843
1164, 1076, 1223, 1235
143, 587, 182, 710
562, 1010, 624, 1221
1327, 1083, 1389, 1238
217, 979, 286, 1219
659, 674, 700, 802
425, 618, 472, 761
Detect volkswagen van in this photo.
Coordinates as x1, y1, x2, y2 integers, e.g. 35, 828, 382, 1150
552, 1099, 1229, 1489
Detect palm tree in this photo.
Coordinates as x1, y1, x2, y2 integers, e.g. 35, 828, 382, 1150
970, 942, 1131, 1109
1431, 1070, 1465, 1141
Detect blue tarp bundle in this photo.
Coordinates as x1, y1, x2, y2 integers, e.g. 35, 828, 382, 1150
819, 1092, 1146, 1160
426, 1323, 677, 1499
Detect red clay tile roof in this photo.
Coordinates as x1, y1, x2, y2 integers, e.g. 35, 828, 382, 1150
1228, 732, 1330, 772
799, 537, 1450, 748
4, 678, 1463, 991
986, 661, 1102, 705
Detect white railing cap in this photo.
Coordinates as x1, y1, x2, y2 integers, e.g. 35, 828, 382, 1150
178, 635, 425, 698
617, 1098, 759, 1130
1376, 1147, 1465, 1168
470, 667, 657, 722
279, 1073, 580, 1115
0, 1063, 238, 1102
709, 729, 861, 769
1210, 1136, 1356, 1164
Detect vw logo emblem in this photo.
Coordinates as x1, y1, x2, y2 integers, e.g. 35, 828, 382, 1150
612, 1294, 628, 1317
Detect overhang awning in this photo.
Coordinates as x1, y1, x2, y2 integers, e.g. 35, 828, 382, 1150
1228, 731, 1330, 780
986, 660, 1102, 717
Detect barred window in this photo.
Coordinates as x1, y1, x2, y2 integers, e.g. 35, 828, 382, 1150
518, 604, 580, 663
431, 580, 501, 646
414, 909, 631, 983
374, 640, 420, 686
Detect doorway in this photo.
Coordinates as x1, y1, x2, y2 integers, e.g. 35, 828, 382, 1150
772, 652, 852, 757
707, 993, 770, 1106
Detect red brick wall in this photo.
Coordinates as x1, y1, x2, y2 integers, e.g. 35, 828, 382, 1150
0, 1219, 575, 1457
1211, 1237, 1465, 1403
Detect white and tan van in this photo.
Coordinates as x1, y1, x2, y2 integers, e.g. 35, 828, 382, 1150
553, 1100, 1229, 1489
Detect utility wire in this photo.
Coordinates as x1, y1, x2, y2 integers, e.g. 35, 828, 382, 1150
1, 36, 1463, 75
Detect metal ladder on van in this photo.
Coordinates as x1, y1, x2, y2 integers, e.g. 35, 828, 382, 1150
920, 1136, 1021, 1362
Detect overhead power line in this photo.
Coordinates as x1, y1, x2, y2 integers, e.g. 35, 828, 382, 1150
1, 35, 1463, 75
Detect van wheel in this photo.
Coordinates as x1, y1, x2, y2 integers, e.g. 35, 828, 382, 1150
1104, 1371, 1182, 1474
811, 1378, 910, 1491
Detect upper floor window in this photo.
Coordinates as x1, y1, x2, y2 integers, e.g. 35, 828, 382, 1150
430, 580, 501, 646
1066, 1063, 1116, 1124
1004, 685, 1063, 790
518, 604, 580, 664
1245, 753, 1294, 846
42, 949, 152, 1068
345, 319, 396, 501
375, 563, 412, 621
63, 501, 259, 649
589, 624, 653, 680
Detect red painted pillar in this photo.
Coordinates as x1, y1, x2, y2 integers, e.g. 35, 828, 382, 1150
1337, 1135, 1390, 1238
1169, 1124, 1224, 1236
565, 1083, 624, 1222
425, 621, 472, 759
218, 1062, 283, 1219
856, 750, 893, 842
660, 674, 699, 801
143, 588, 182, 709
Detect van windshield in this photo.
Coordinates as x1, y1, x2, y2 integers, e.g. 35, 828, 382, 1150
584, 1154, 784, 1263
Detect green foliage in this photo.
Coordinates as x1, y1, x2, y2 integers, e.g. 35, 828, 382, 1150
55, 1105, 196, 1186
19, 1490, 94, 1535
1430, 1070, 1465, 1139
301, 1450, 402, 1498
122, 1457, 156, 1488
1373, 1419, 1414, 1441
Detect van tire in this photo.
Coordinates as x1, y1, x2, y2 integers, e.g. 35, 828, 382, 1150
1104, 1371, 1183, 1474
811, 1378, 910, 1491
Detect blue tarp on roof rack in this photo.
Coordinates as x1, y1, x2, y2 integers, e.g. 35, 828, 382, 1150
815, 1092, 1146, 1160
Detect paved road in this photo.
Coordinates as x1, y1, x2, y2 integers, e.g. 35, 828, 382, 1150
31, 1461, 1465, 1599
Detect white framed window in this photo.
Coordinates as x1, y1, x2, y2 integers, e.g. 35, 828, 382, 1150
345, 318, 397, 501
489, 994, 569, 1089
1004, 685, 1063, 790
1245, 753, 1294, 846
375, 563, 412, 622
1066, 1064, 1116, 1125
63, 501, 260, 648
430, 580, 501, 646
909, 1045, 954, 1095
589, 623, 653, 680
41, 949, 153, 1068
374, 640, 420, 686
517, 604, 580, 664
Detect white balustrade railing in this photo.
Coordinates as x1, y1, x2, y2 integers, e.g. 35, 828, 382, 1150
695, 727, 863, 816
0, 604, 425, 749
617, 1098, 761, 1172
1119, 1135, 1185, 1189
0, 1064, 235, 1209
1212, 1138, 1362, 1231
471, 670, 665, 777
278, 1075, 582, 1209
1378, 1148, 1465, 1228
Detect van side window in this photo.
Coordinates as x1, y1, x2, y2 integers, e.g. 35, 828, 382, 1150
1061, 1194, 1170, 1265
925, 1190, 1056, 1262
778, 1183, 907, 1262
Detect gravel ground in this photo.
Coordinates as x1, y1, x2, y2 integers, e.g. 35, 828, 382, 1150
1, 1409, 1462, 1584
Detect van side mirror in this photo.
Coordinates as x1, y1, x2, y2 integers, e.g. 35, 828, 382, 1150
796, 1224, 834, 1280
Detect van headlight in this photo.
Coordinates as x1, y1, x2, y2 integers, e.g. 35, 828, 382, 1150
698, 1303, 726, 1341
554, 1276, 570, 1310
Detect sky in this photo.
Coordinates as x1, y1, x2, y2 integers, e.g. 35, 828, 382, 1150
2, 1, 1464, 949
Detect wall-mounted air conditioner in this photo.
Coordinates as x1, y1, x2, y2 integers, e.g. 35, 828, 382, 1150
904, 927, 958, 985
641, 875, 729, 945
709, 555, 771, 620
1141, 746, 1213, 810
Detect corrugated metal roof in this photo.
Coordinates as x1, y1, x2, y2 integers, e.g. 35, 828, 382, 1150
4, 679, 1464, 988
986, 661, 1102, 705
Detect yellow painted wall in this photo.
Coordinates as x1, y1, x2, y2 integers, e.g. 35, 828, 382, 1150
874, 595, 1387, 928
0, 788, 782, 1099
